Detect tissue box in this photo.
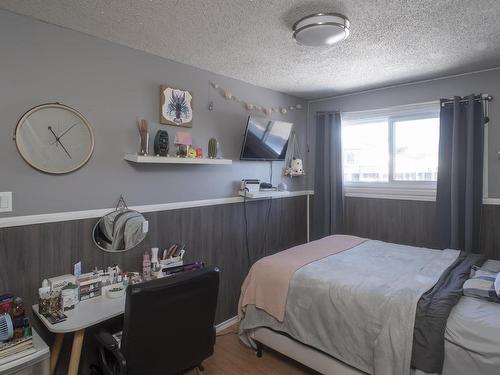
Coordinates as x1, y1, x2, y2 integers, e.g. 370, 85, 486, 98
48, 275, 77, 292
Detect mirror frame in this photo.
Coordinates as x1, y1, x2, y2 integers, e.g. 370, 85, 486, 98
92, 209, 148, 253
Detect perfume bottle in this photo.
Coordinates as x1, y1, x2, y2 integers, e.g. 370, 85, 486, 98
142, 252, 151, 280
151, 248, 159, 270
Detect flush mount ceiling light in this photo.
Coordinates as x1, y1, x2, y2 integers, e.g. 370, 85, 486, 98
292, 13, 350, 47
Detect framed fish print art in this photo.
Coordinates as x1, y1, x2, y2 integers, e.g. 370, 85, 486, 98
160, 85, 193, 127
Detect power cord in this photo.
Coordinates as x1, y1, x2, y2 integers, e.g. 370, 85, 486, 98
270, 161, 273, 185
261, 198, 272, 257
243, 189, 251, 266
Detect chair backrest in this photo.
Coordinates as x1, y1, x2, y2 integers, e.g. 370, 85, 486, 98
121, 267, 220, 375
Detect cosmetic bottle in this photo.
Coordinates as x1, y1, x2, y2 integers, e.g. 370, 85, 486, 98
142, 252, 151, 280
151, 248, 159, 269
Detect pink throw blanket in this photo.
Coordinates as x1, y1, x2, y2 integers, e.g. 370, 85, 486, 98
239, 234, 366, 322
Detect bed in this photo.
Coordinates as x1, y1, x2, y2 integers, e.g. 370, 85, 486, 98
238, 235, 500, 375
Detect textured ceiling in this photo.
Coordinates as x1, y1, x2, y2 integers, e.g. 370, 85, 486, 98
1, 0, 500, 99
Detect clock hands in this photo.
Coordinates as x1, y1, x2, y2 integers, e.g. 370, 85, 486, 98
48, 126, 72, 159
58, 141, 72, 160
47, 125, 59, 142
51, 123, 78, 145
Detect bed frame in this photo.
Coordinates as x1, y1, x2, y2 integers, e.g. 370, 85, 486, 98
251, 327, 366, 375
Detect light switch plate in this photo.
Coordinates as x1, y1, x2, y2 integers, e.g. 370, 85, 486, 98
0, 192, 12, 212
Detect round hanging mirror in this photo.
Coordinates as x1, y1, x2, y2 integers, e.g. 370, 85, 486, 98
93, 196, 148, 252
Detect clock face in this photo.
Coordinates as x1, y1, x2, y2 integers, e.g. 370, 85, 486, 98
15, 103, 94, 174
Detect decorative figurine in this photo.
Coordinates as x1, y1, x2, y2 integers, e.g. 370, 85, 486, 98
284, 131, 306, 177
174, 131, 192, 158
195, 147, 203, 158
177, 145, 188, 158
187, 146, 197, 158
291, 158, 304, 174
154, 130, 169, 156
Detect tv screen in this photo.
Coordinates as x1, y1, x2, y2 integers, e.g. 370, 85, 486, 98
240, 116, 293, 161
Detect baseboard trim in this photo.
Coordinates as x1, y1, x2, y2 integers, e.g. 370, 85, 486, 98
215, 316, 238, 333
0, 190, 314, 229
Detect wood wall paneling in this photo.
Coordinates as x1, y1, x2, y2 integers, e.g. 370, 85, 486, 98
343, 196, 500, 259
478, 204, 500, 260
0, 196, 307, 324
343, 197, 438, 249
0, 196, 307, 374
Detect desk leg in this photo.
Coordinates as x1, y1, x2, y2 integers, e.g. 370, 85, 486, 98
50, 333, 64, 375
68, 329, 85, 375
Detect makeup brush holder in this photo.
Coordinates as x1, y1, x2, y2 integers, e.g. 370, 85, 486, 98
160, 250, 185, 269
38, 291, 61, 315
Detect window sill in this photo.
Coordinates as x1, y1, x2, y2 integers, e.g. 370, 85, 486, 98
344, 184, 436, 202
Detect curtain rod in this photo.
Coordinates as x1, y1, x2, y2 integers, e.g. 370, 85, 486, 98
440, 94, 493, 106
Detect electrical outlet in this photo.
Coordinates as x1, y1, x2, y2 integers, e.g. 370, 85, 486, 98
0, 192, 12, 212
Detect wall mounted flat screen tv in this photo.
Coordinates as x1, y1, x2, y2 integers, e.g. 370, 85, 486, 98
240, 116, 293, 161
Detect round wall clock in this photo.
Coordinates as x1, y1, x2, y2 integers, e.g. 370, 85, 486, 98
14, 103, 95, 174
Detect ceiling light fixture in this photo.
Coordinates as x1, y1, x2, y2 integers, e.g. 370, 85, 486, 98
292, 13, 350, 47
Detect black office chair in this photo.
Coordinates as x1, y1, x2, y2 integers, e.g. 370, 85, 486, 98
95, 267, 220, 375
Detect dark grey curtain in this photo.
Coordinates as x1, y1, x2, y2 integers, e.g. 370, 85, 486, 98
436, 95, 485, 252
311, 111, 344, 240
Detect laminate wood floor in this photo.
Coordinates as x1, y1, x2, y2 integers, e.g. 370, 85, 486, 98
187, 327, 319, 375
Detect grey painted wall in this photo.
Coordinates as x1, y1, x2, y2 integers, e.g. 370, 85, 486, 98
0, 9, 309, 217
307, 68, 500, 197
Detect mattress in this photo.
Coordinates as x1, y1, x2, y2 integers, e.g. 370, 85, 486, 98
442, 260, 500, 375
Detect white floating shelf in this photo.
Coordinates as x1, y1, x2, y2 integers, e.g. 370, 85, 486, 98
124, 154, 232, 165
238, 190, 291, 199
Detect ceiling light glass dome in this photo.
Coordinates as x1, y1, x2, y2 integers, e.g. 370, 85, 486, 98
293, 13, 350, 47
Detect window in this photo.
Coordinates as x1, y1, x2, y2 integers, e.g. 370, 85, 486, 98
392, 117, 439, 181
341, 102, 440, 200
343, 121, 389, 182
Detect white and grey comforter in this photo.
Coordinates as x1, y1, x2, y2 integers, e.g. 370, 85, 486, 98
240, 240, 460, 375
